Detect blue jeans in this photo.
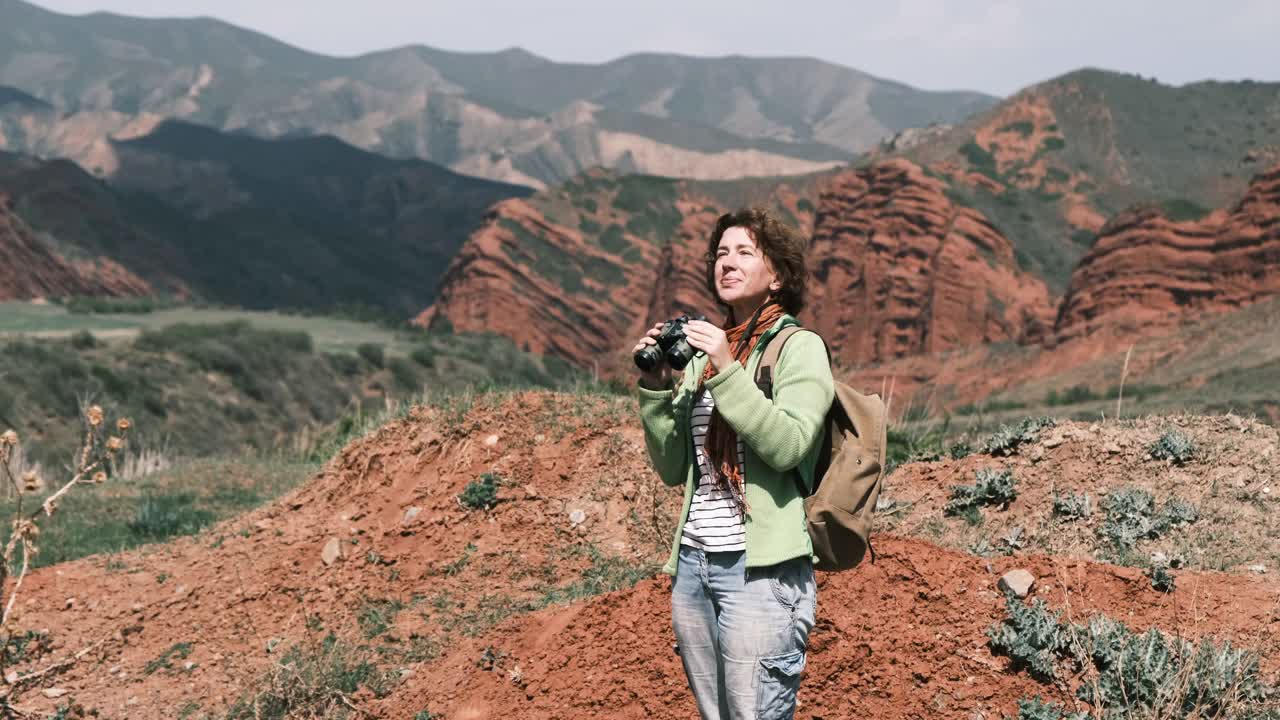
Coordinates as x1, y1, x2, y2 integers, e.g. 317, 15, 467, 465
671, 545, 817, 720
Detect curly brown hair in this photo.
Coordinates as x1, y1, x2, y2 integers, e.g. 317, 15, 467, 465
704, 207, 808, 319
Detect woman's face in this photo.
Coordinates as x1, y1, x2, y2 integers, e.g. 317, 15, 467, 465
715, 226, 778, 312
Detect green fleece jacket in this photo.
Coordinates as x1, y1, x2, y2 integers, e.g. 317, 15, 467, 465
637, 314, 835, 575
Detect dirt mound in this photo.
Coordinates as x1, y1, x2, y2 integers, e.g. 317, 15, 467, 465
5, 393, 1277, 718
882, 414, 1280, 573
379, 536, 1279, 720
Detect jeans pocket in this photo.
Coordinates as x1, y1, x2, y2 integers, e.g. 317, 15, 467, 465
757, 649, 806, 720
767, 558, 808, 613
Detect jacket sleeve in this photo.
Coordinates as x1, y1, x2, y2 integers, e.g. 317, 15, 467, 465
703, 331, 834, 472
637, 382, 690, 488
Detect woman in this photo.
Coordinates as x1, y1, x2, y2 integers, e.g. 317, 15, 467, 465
633, 207, 834, 720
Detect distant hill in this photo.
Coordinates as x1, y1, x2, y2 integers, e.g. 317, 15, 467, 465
886, 69, 1280, 291
0, 120, 529, 314
0, 0, 996, 187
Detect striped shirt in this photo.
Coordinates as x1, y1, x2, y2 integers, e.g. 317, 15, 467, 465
681, 387, 747, 552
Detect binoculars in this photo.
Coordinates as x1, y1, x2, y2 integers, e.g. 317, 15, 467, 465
634, 314, 707, 372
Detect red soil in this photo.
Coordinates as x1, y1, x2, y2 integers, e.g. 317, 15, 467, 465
5, 393, 1276, 718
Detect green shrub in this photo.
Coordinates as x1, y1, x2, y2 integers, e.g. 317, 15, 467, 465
1148, 563, 1176, 593
1149, 430, 1196, 465
324, 352, 362, 376
356, 342, 385, 369
992, 598, 1274, 718
408, 345, 435, 368
960, 141, 998, 177
128, 493, 218, 541
70, 329, 98, 350
987, 595, 1067, 681
1160, 198, 1212, 222
1099, 487, 1199, 553
1000, 121, 1035, 137
983, 417, 1055, 456
224, 634, 393, 719
386, 357, 420, 391
458, 471, 500, 510
1052, 493, 1092, 521
1045, 384, 1096, 406
945, 468, 1017, 516
1041, 137, 1066, 152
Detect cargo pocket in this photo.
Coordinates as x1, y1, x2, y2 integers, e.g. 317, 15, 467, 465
756, 649, 805, 720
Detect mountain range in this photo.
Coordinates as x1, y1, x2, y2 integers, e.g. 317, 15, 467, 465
0, 0, 994, 188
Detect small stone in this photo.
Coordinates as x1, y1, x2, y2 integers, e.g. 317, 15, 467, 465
568, 509, 586, 526
183, 661, 197, 671
402, 506, 422, 525
64, 597, 76, 610
1103, 442, 1122, 454
998, 569, 1035, 598
4, 670, 17, 684
130, 602, 144, 613
1042, 434, 1065, 448
524, 484, 538, 499
484, 434, 499, 447
42, 688, 68, 699
534, 434, 546, 443
1246, 564, 1267, 574
108, 666, 121, 675
1150, 552, 1169, 567
321, 537, 342, 566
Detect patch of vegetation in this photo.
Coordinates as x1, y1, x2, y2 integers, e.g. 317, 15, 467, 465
458, 471, 501, 510
1148, 563, 1176, 593
1148, 429, 1196, 465
991, 596, 1274, 719
1040, 137, 1066, 152
355, 342, 384, 369
357, 598, 407, 639
1045, 384, 1096, 406
1052, 493, 1092, 521
960, 140, 998, 178
1099, 487, 1199, 554
944, 468, 1018, 516
1160, 198, 1212, 222
597, 223, 630, 255
145, 642, 194, 675
613, 176, 683, 244
499, 218, 585, 293
224, 634, 394, 720
0, 458, 312, 569
2, 630, 52, 666
999, 121, 1036, 137
62, 296, 178, 315
127, 492, 218, 541
982, 417, 1055, 456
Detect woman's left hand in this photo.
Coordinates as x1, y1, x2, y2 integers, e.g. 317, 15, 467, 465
684, 320, 733, 372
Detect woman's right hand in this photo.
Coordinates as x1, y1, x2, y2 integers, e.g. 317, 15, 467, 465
633, 322, 672, 390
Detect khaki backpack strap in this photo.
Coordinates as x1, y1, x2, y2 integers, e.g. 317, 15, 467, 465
755, 325, 831, 399
755, 325, 805, 400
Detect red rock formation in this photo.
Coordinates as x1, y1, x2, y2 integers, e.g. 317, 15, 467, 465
0, 193, 151, 300
804, 159, 1056, 365
414, 199, 664, 369
1054, 163, 1280, 340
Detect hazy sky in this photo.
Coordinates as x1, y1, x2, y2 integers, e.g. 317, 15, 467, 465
29, 0, 1280, 96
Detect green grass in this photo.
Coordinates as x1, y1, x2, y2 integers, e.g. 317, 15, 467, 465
0, 302, 417, 357
0, 457, 315, 568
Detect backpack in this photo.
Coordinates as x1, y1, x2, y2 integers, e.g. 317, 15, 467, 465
755, 325, 887, 572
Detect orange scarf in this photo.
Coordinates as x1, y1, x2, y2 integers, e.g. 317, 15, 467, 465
698, 301, 786, 517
